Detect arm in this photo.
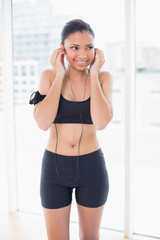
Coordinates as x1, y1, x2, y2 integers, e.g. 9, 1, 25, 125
89, 48, 113, 130
32, 47, 66, 131
90, 71, 113, 130
33, 69, 64, 131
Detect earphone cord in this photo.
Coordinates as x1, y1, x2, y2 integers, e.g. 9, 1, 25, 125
54, 68, 89, 185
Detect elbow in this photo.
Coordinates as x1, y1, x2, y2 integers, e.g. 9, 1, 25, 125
37, 122, 50, 131
33, 113, 50, 131
95, 123, 107, 130
95, 114, 113, 130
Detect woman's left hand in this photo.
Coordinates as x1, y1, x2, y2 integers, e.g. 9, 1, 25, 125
89, 48, 105, 74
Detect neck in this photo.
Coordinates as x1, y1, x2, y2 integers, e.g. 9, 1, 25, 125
67, 66, 89, 82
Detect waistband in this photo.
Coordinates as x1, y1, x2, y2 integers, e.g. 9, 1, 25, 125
44, 148, 103, 161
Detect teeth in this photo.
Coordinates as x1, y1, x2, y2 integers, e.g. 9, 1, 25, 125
76, 61, 87, 63
74, 60, 88, 66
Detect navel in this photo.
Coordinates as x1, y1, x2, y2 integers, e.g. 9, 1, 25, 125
71, 144, 76, 148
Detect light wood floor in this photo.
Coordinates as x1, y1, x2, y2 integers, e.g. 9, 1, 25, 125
0, 207, 133, 240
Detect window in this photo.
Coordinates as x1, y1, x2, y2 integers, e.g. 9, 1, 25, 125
21, 65, 26, 76
12, 0, 125, 231
134, 0, 160, 237
30, 65, 34, 75
0, 8, 8, 208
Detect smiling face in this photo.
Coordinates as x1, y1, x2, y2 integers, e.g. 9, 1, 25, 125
63, 30, 95, 70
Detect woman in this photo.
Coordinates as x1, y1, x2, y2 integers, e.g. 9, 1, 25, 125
29, 19, 113, 240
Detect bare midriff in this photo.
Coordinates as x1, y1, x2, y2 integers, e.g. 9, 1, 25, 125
46, 123, 100, 156
45, 69, 101, 156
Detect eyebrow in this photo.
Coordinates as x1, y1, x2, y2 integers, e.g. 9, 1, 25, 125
70, 43, 94, 46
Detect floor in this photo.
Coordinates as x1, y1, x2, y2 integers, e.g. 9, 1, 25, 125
0, 207, 136, 240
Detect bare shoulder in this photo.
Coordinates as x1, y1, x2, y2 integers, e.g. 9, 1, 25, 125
38, 68, 56, 95
98, 71, 113, 94
98, 71, 113, 85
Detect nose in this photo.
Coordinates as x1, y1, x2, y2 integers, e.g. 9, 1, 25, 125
78, 49, 87, 59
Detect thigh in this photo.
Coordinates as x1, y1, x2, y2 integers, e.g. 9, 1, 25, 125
77, 203, 105, 240
43, 204, 71, 240
75, 152, 109, 208
40, 149, 73, 209
40, 180, 73, 209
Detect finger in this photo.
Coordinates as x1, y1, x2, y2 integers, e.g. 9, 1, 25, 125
95, 49, 99, 58
51, 48, 65, 57
57, 51, 65, 62
50, 48, 65, 61
96, 49, 104, 59
57, 49, 66, 58
55, 50, 65, 60
95, 48, 102, 54
50, 50, 65, 67
54, 47, 64, 52
58, 52, 66, 68
95, 48, 103, 55
95, 48, 101, 57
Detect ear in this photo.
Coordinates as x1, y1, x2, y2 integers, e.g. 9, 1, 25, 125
60, 43, 64, 49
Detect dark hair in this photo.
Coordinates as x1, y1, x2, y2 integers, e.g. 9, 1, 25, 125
61, 19, 95, 45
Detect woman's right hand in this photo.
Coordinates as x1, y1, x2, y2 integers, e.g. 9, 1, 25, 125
50, 48, 66, 77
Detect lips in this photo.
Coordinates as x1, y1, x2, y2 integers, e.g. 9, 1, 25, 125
74, 60, 89, 66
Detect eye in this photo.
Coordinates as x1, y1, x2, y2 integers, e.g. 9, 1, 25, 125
71, 46, 78, 50
87, 46, 93, 50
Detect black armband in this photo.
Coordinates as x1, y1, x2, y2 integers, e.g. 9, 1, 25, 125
29, 91, 46, 105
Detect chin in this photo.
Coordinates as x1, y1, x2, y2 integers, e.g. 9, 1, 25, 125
70, 62, 91, 71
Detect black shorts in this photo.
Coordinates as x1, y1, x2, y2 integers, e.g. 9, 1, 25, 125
40, 148, 109, 209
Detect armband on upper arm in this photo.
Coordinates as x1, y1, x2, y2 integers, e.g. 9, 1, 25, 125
29, 91, 46, 105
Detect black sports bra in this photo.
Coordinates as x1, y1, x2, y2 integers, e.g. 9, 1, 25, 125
29, 91, 93, 124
